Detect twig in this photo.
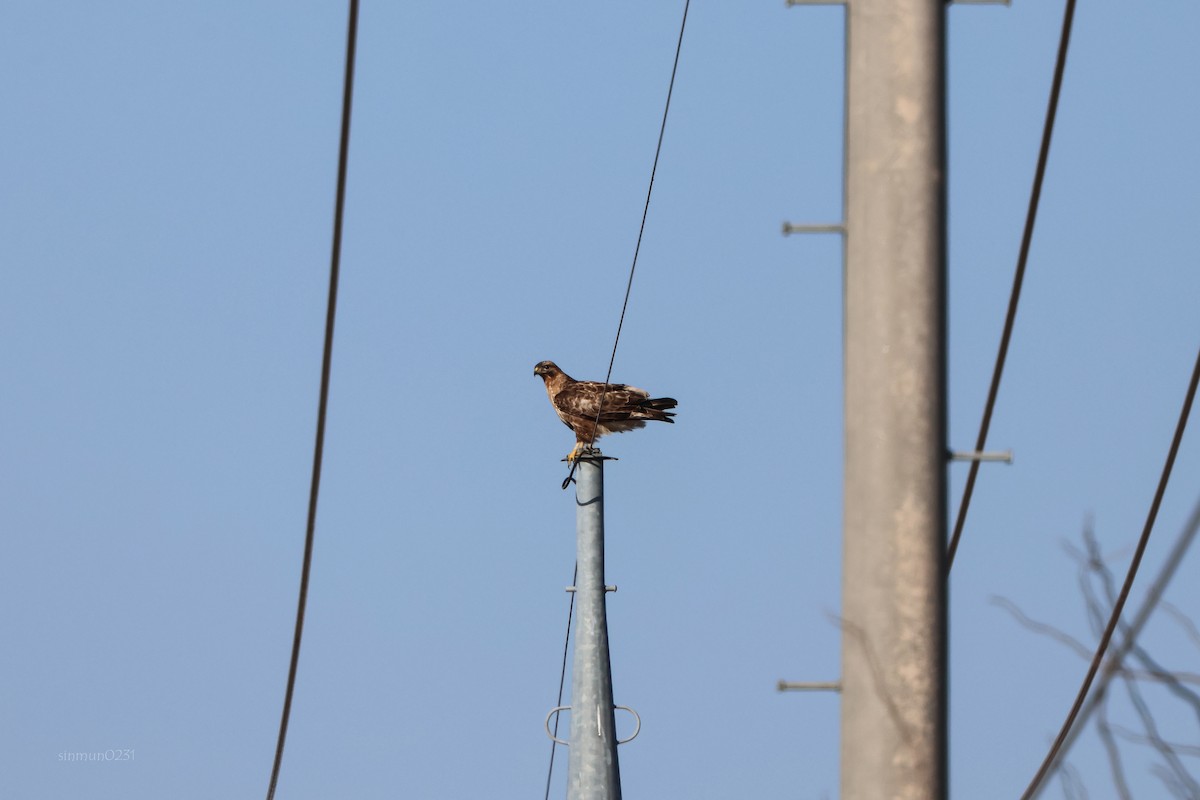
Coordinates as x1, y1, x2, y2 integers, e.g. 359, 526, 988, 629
1119, 666, 1200, 797
1095, 700, 1132, 800
991, 596, 1093, 660
1162, 602, 1200, 652
1110, 725, 1200, 759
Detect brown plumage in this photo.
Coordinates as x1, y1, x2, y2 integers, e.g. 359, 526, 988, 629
533, 360, 677, 460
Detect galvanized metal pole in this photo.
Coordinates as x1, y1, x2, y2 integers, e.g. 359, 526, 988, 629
567, 454, 622, 800
839, 2, 947, 799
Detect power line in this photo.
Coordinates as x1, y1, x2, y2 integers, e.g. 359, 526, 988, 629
543, 1, 691, 791
265, 2, 359, 797
542, 2, 690, 788
1020, 341, 1200, 800
945, 0, 1077, 573
542, 563, 577, 800
562, 0, 690, 491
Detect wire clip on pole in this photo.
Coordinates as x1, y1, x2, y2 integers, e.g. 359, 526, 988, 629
561, 450, 616, 490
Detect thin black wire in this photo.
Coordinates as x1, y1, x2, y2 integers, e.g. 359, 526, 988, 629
945, 0, 1077, 573
1020, 342, 1200, 800
265, 2, 358, 797
542, 563, 578, 800
562, 0, 690, 491
544, 0, 689, 786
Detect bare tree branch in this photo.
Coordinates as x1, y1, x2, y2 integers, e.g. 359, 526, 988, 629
991, 596, 1093, 660
1119, 667, 1200, 797
1082, 529, 1200, 795
1162, 602, 1200, 653
1128, 644, 1200, 727
1024, 501, 1200, 796
1079, 525, 1114, 641
1085, 535, 1200, 726
1150, 763, 1193, 800
1095, 699, 1132, 800
1110, 724, 1200, 759
1056, 759, 1088, 800
1122, 668, 1200, 687
827, 613, 913, 742
990, 596, 1197, 684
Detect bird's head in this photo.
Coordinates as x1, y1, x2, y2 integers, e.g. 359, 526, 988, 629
533, 361, 560, 379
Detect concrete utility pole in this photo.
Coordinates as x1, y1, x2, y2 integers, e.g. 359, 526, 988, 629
840, 2, 947, 799
567, 454, 622, 800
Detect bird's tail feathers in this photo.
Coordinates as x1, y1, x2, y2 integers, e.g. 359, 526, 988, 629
637, 397, 677, 423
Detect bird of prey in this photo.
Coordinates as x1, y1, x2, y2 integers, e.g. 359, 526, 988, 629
533, 360, 677, 461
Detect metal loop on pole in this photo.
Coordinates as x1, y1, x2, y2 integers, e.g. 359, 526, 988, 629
544, 706, 571, 745
614, 705, 641, 745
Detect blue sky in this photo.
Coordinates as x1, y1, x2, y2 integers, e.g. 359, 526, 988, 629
2, 2, 1198, 798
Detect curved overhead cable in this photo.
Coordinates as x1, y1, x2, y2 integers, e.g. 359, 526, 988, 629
542, 564, 577, 800
946, 0, 1077, 572
561, 0, 691, 491
1021, 342, 1200, 800
543, 3, 691, 794
266, 2, 359, 797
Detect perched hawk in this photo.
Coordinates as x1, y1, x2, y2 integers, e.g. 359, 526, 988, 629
534, 360, 677, 461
